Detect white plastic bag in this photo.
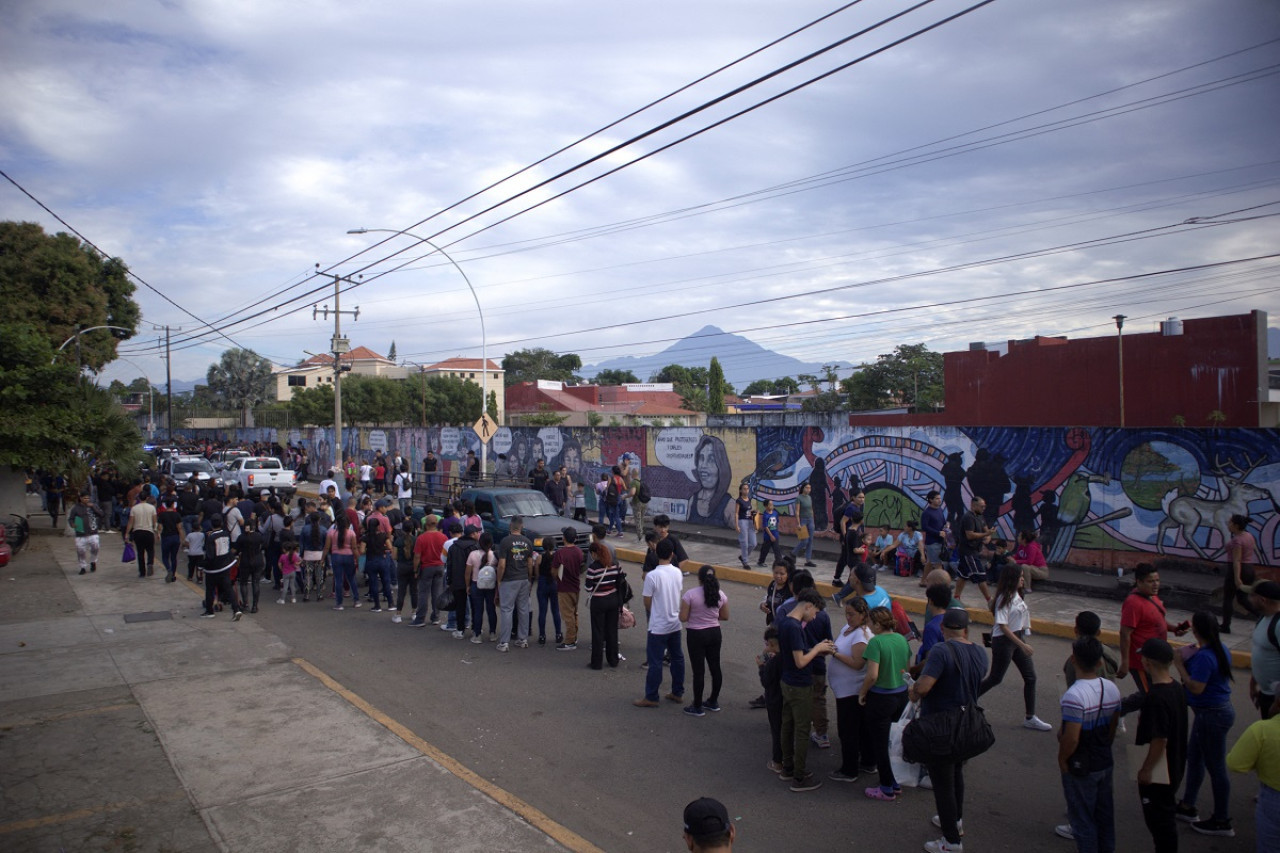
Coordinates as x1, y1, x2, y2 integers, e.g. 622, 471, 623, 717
889, 700, 924, 788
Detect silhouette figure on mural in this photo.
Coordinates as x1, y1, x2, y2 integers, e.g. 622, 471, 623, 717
1037, 491, 1060, 551
810, 456, 830, 532
967, 449, 1011, 526
942, 452, 967, 528
1011, 474, 1035, 532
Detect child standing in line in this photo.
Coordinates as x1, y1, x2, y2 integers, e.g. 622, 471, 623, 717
185, 526, 205, 582
278, 541, 301, 603
757, 500, 782, 567
759, 625, 784, 772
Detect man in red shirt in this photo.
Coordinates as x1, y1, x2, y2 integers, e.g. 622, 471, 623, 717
410, 514, 448, 627
1117, 563, 1188, 692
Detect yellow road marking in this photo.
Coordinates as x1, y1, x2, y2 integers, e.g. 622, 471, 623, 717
291, 657, 605, 853
0, 791, 185, 834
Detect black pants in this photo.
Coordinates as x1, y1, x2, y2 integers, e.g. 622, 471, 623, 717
1221, 564, 1257, 630
767, 701, 783, 763
131, 530, 155, 576
834, 694, 873, 775
758, 536, 782, 566
395, 564, 418, 612
589, 591, 620, 669
685, 626, 723, 708
237, 561, 264, 609
204, 569, 239, 615
927, 760, 966, 845
1138, 782, 1177, 852
979, 633, 1038, 717
864, 690, 909, 789
451, 587, 469, 633
833, 530, 860, 580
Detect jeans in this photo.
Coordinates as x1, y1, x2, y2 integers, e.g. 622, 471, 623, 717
1138, 783, 1177, 852
498, 579, 531, 645
685, 626, 723, 709
366, 555, 394, 608
928, 760, 968, 846
413, 565, 444, 623
1062, 767, 1116, 853
1181, 704, 1235, 822
161, 534, 181, 579
607, 502, 623, 534
792, 519, 814, 561
781, 682, 815, 778
979, 633, 1038, 717
536, 575, 562, 638
182, 513, 199, 535
469, 583, 498, 637
237, 561, 264, 609
589, 591, 620, 668
331, 554, 358, 607
737, 519, 756, 565
644, 630, 685, 702
865, 690, 910, 790
1258, 784, 1280, 853
131, 530, 155, 576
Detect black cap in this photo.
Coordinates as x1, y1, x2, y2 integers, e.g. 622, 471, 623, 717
854, 563, 876, 589
463, 523, 481, 536
1139, 637, 1174, 664
683, 797, 730, 839
941, 608, 970, 630
1252, 580, 1280, 601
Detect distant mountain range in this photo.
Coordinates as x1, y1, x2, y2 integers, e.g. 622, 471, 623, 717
582, 325, 852, 391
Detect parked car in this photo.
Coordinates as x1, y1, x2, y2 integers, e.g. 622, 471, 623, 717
160, 456, 223, 490
210, 449, 251, 471
223, 457, 297, 498
459, 487, 594, 553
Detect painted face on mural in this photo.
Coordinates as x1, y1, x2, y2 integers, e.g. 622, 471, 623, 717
696, 443, 720, 490
563, 446, 581, 478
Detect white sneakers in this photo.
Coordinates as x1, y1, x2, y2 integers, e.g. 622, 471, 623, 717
923, 838, 963, 852
1024, 715, 1053, 732
931, 816, 964, 837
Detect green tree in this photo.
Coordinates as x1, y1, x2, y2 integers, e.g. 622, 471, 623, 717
289, 384, 335, 427
0, 222, 139, 373
650, 364, 708, 388
742, 377, 801, 396
586, 411, 603, 427
206, 348, 273, 427
502, 348, 582, 385
406, 374, 484, 425
707, 357, 728, 415
387, 340, 397, 361
798, 365, 846, 413
340, 375, 406, 425
591, 368, 639, 385
843, 344, 943, 411
487, 390, 499, 422
522, 408, 569, 426
679, 386, 710, 413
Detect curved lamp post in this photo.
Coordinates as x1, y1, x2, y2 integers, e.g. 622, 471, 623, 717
347, 228, 490, 478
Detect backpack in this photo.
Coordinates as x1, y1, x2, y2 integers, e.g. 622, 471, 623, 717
605, 476, 621, 505
636, 480, 651, 504
477, 560, 497, 590
892, 598, 919, 641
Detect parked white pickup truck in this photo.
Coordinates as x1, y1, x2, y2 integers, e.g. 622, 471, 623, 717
223, 456, 297, 499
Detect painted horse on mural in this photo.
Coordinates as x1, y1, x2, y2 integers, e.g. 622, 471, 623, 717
1156, 453, 1279, 563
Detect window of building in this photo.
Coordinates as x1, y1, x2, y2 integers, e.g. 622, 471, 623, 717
287, 375, 307, 387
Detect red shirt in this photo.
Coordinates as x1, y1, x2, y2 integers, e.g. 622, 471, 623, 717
1120, 592, 1167, 670
414, 530, 448, 567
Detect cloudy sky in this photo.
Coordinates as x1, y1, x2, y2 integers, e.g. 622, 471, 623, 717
2, 0, 1278, 388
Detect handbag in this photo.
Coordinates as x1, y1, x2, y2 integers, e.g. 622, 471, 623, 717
616, 567, 634, 605
619, 605, 637, 629
435, 587, 454, 611
902, 643, 996, 764
122, 541, 136, 563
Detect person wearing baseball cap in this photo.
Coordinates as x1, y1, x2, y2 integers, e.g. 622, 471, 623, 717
1249, 580, 1280, 718
682, 797, 734, 851
1133, 636, 1188, 852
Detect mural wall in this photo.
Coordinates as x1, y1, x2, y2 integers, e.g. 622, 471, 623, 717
181, 425, 1280, 568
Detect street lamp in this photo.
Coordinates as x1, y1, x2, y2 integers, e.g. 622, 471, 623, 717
347, 227, 490, 477
1114, 314, 1127, 428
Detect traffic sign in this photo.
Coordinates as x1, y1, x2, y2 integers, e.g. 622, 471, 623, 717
472, 413, 498, 440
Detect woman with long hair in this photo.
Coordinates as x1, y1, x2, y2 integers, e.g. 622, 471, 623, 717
828, 596, 873, 782
792, 482, 816, 567
857, 606, 912, 800
1173, 610, 1237, 836
324, 510, 361, 610
734, 483, 756, 569
301, 509, 327, 601
583, 542, 623, 670
687, 434, 735, 529
680, 565, 730, 717
978, 563, 1052, 731
466, 532, 500, 643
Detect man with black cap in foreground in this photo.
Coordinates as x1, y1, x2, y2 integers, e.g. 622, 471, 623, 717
682, 797, 734, 851
909, 607, 988, 853
1132, 637, 1188, 853
1248, 580, 1280, 719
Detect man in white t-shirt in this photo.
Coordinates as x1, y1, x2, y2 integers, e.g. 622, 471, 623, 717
394, 465, 414, 514
634, 539, 686, 707
359, 462, 374, 493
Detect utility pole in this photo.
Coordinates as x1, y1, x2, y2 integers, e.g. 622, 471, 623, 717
313, 267, 360, 475
1114, 314, 1127, 428
152, 324, 183, 441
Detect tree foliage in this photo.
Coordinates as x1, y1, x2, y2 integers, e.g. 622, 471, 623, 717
0, 221, 138, 372
650, 363, 735, 413
288, 383, 335, 427
741, 377, 802, 397
341, 375, 405, 425
591, 368, 639, 385
206, 348, 274, 426
842, 344, 944, 411
799, 365, 845, 413
707, 357, 728, 415
502, 348, 582, 386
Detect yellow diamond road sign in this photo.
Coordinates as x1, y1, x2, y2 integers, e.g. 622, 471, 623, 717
472, 413, 498, 440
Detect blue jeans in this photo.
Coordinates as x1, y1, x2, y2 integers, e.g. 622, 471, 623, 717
737, 519, 756, 564
160, 534, 181, 578
607, 502, 623, 534
331, 554, 358, 606
366, 555, 394, 607
1062, 767, 1116, 853
644, 629, 685, 702
1181, 703, 1235, 821
469, 583, 497, 636
498, 579, 531, 645
536, 575, 561, 638
1258, 784, 1280, 853
792, 519, 814, 561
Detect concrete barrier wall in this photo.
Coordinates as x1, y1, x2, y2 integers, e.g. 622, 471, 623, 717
173, 424, 1280, 569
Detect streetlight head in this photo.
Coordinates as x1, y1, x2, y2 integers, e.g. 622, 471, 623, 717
346, 229, 368, 234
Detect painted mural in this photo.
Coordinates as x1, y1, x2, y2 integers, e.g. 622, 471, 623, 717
180, 425, 1280, 567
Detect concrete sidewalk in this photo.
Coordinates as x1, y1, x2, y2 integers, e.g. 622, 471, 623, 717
0, 530, 586, 853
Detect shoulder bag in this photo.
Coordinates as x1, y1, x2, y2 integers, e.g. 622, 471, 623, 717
902, 642, 996, 764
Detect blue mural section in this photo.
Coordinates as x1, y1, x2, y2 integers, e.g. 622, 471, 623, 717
179, 425, 1280, 566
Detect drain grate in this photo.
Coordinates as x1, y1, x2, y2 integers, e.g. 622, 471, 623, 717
123, 611, 173, 624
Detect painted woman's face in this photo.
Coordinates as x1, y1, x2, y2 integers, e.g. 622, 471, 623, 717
696, 444, 719, 490
564, 447, 581, 476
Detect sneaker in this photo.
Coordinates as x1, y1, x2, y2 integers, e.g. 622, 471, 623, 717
439, 624, 453, 631
1175, 802, 1199, 822
829, 770, 859, 782
748, 696, 768, 710
931, 816, 964, 837
617, 653, 626, 661
200, 612, 216, 619
291, 597, 297, 604
232, 610, 243, 621
391, 615, 402, 624
923, 838, 963, 853
277, 599, 285, 605
515, 639, 529, 649
1054, 824, 1074, 840
810, 732, 831, 749
250, 606, 259, 614
470, 636, 483, 644
1023, 715, 1053, 732
703, 701, 721, 712
683, 704, 706, 717
538, 635, 546, 646
1190, 819, 1235, 837
408, 619, 426, 627
555, 634, 563, 644
556, 643, 577, 651
431, 618, 441, 625
804, 561, 817, 567
79, 568, 87, 575
370, 606, 382, 613
496, 643, 510, 653
864, 786, 897, 802
779, 768, 794, 781
333, 606, 345, 611
90, 562, 96, 573
766, 760, 784, 774
790, 774, 822, 792
352, 601, 360, 609
452, 630, 465, 639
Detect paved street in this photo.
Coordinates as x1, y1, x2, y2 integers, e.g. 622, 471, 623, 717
0, 522, 1265, 852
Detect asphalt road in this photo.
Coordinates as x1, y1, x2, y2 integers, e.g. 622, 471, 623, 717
252, 567, 1260, 853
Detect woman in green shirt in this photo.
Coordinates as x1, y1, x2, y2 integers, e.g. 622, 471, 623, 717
791, 482, 816, 567
858, 606, 912, 801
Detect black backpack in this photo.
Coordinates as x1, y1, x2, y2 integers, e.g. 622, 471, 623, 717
636, 480, 651, 504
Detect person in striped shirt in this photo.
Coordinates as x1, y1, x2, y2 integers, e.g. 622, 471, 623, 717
1057, 636, 1122, 851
